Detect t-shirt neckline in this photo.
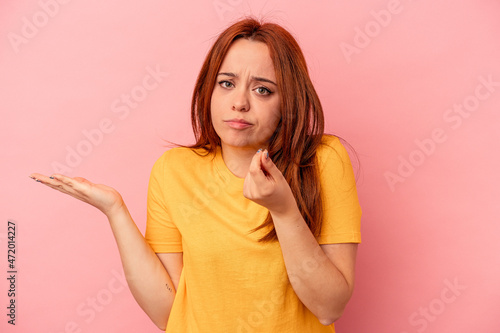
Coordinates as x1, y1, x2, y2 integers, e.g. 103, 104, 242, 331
214, 145, 246, 191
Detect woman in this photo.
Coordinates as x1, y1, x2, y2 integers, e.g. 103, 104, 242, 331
31, 18, 361, 332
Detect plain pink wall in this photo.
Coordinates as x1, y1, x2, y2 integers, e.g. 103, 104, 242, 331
1, 0, 499, 332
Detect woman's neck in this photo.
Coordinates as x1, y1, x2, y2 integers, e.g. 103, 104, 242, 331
220, 143, 262, 179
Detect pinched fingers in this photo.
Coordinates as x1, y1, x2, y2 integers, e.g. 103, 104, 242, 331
247, 149, 270, 183
244, 149, 299, 216
244, 149, 280, 201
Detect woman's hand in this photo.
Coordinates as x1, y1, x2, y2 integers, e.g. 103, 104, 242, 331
29, 173, 124, 218
243, 149, 298, 218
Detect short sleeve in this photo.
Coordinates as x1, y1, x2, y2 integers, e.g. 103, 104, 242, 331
316, 136, 362, 244
145, 152, 183, 253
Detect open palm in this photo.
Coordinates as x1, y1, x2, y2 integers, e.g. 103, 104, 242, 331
30, 173, 124, 218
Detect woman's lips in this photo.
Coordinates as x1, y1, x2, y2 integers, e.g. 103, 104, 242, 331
224, 119, 253, 129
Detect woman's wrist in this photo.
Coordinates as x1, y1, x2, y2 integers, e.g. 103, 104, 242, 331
269, 199, 302, 222
102, 196, 127, 220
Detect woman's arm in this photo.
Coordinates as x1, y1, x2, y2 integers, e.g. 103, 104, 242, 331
242, 151, 357, 325
29, 173, 181, 330
270, 208, 356, 325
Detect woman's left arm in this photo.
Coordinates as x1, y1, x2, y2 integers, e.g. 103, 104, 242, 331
243, 150, 357, 325
271, 210, 357, 325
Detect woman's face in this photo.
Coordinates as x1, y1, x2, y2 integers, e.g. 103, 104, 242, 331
210, 38, 281, 152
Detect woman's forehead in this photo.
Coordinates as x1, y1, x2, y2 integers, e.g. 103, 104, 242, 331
219, 39, 276, 79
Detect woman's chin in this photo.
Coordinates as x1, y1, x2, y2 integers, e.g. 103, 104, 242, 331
221, 139, 261, 151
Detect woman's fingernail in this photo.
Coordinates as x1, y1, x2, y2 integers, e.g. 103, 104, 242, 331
257, 148, 262, 153
265, 151, 269, 160
49, 176, 54, 179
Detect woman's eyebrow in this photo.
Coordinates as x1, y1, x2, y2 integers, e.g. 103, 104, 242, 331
217, 72, 277, 86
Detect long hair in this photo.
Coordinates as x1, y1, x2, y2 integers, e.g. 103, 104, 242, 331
189, 17, 325, 242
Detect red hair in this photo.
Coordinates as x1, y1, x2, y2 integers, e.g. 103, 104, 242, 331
189, 18, 326, 241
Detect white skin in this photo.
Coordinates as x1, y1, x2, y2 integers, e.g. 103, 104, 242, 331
210, 38, 281, 178
30, 38, 357, 327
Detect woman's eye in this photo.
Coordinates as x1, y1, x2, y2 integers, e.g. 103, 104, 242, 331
256, 87, 272, 95
219, 81, 234, 88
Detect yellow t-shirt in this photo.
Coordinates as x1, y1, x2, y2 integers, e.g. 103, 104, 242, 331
145, 135, 362, 332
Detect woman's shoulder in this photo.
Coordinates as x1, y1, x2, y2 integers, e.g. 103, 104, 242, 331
163, 145, 211, 159
317, 134, 345, 159
319, 134, 342, 148
316, 134, 354, 171
152, 145, 214, 171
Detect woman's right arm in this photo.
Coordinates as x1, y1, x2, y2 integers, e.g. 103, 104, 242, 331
107, 204, 180, 330
29, 173, 180, 330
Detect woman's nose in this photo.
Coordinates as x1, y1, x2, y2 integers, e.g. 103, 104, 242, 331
232, 89, 250, 112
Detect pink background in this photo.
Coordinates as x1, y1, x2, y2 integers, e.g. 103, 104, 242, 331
1, 0, 499, 332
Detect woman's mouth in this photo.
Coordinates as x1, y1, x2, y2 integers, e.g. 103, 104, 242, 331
224, 119, 253, 129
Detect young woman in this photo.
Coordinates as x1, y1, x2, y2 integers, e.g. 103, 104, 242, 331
31, 18, 361, 332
